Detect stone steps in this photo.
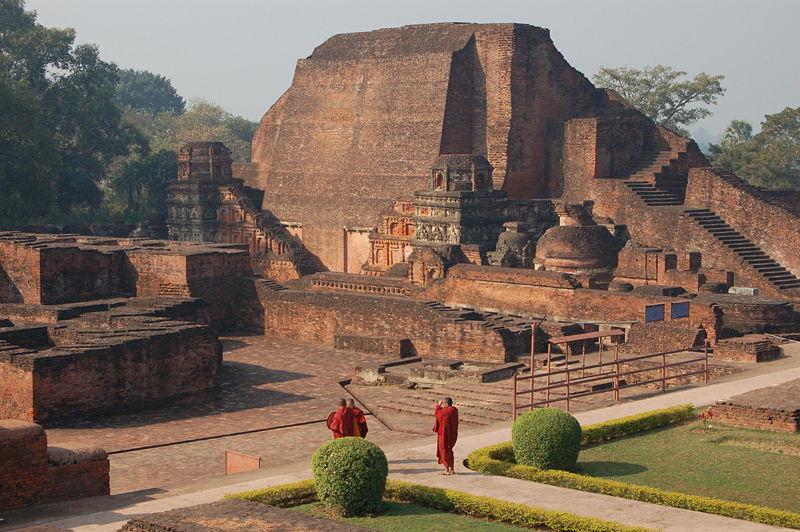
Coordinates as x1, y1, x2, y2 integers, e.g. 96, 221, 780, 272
684, 208, 800, 290
624, 181, 683, 206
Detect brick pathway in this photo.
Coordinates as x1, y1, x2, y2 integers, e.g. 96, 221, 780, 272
47, 336, 390, 453
108, 417, 420, 495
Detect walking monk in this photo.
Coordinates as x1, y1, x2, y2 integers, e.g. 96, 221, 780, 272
346, 398, 369, 438
433, 397, 459, 475
327, 398, 356, 439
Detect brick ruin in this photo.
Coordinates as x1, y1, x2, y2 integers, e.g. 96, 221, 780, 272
4, 21, 800, 510
0, 232, 266, 425
0, 419, 109, 511
710, 379, 800, 433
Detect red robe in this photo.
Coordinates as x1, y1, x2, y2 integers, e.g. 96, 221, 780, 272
433, 404, 459, 468
352, 407, 369, 438
328, 406, 356, 439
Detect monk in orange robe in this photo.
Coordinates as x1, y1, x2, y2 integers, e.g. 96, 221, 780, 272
433, 397, 459, 474
347, 398, 369, 438
327, 398, 356, 439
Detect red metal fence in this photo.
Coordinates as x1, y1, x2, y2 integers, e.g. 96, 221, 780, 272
512, 343, 709, 419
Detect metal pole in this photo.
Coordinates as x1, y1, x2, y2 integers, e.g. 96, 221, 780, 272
582, 340, 586, 378
512, 372, 517, 420
704, 341, 709, 384
614, 341, 620, 402
661, 352, 667, 391
565, 355, 571, 412
530, 323, 535, 410
546, 343, 552, 407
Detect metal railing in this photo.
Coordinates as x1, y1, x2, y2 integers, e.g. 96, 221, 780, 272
512, 343, 709, 418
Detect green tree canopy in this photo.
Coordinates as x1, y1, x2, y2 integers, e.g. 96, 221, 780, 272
709, 107, 800, 190
115, 68, 185, 114
0, 0, 136, 223
593, 65, 725, 134
122, 98, 258, 162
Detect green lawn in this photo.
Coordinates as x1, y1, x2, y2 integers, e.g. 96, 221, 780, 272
578, 420, 800, 512
293, 501, 525, 531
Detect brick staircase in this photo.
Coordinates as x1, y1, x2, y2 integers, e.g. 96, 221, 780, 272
259, 278, 288, 291
625, 149, 678, 181
684, 208, 800, 290
622, 148, 687, 206
624, 181, 683, 206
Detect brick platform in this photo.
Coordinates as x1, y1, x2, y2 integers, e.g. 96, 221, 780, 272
714, 334, 782, 363
710, 378, 800, 432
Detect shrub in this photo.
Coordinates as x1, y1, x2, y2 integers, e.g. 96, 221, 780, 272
512, 408, 581, 470
581, 404, 694, 445
311, 437, 388, 516
228, 479, 649, 532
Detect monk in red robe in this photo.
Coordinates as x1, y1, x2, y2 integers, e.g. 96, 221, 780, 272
433, 397, 459, 474
327, 398, 356, 439
347, 398, 369, 438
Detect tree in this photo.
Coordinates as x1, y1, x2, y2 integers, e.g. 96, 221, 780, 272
109, 149, 177, 216
115, 68, 185, 114
709, 108, 800, 189
0, 0, 136, 223
123, 99, 258, 162
593, 65, 725, 134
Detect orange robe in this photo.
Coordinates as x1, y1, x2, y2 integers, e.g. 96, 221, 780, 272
352, 407, 368, 438
433, 404, 459, 468
328, 406, 356, 439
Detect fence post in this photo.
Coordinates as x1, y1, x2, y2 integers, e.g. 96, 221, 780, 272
704, 341, 709, 384
512, 372, 517, 420
661, 352, 667, 391
546, 343, 552, 407
613, 342, 620, 402
530, 325, 535, 411
565, 356, 571, 412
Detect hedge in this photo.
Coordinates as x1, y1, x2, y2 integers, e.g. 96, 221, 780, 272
581, 404, 695, 446
228, 478, 650, 532
465, 405, 800, 529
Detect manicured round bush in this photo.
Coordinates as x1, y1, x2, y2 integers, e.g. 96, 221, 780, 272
312, 437, 388, 516
512, 408, 582, 470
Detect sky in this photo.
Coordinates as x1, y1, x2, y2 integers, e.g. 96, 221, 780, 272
25, 0, 800, 143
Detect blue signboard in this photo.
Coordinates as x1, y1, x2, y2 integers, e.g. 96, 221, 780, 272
645, 304, 665, 322
671, 302, 690, 319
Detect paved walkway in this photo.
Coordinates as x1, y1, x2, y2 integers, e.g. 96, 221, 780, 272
5, 347, 800, 531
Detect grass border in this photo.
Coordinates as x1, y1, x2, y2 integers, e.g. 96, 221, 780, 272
466, 404, 800, 529
227, 479, 650, 532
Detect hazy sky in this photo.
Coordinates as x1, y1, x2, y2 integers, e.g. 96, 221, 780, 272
25, 0, 799, 140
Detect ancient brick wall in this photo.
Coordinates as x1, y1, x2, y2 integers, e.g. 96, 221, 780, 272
39, 246, 128, 304
686, 167, 800, 277
126, 248, 255, 330
259, 286, 512, 363
44, 459, 109, 503
0, 360, 34, 421
0, 239, 41, 303
0, 324, 220, 424
0, 420, 110, 511
35, 327, 219, 423
423, 265, 719, 347
0, 420, 47, 510
710, 403, 798, 432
